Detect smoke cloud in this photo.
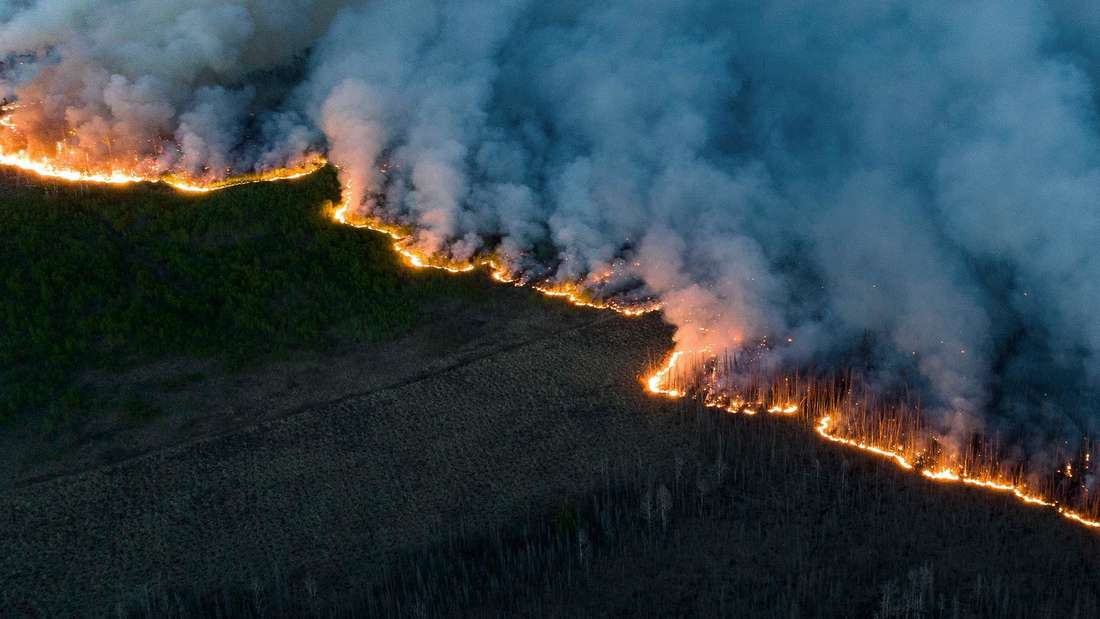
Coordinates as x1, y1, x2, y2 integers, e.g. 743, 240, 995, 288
0, 0, 342, 175
4, 1, 1100, 453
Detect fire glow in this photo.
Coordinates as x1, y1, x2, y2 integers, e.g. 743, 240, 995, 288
3, 151, 1098, 535
0, 148, 327, 192
0, 100, 326, 192
645, 349, 802, 417
646, 349, 1100, 531
333, 201, 662, 317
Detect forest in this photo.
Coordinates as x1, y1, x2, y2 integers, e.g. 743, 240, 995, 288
0, 167, 469, 426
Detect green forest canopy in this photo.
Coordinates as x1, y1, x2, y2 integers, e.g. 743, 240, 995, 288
0, 167, 473, 422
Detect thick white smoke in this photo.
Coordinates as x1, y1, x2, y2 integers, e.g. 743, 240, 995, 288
4, 0, 1100, 450
0, 0, 343, 176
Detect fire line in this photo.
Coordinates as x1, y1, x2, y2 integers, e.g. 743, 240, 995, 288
4, 153, 1098, 533
333, 201, 661, 316
644, 349, 1100, 530
0, 148, 326, 192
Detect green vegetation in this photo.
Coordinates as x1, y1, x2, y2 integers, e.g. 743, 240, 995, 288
0, 167, 468, 423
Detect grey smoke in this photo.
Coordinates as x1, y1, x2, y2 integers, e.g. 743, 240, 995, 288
0, 0, 341, 173
3, 0, 1100, 453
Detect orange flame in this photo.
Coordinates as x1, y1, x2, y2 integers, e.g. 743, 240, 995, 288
333, 201, 660, 317
645, 349, 800, 416
533, 281, 659, 317
647, 350, 686, 398
814, 414, 1100, 527
645, 349, 1100, 532
0, 148, 326, 192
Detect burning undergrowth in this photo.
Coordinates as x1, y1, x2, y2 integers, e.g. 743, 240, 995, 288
333, 187, 663, 316
646, 346, 1100, 528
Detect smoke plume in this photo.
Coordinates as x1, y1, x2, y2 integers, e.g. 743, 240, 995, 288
4, 1, 1100, 455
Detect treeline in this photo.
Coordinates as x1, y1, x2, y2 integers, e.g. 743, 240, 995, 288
0, 168, 467, 423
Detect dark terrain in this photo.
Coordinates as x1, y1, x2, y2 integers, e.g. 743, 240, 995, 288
2, 170, 1099, 617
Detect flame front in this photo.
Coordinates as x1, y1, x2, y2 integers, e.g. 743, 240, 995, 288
645, 349, 800, 417
4, 148, 1099, 535
814, 414, 1100, 527
647, 351, 686, 398
644, 350, 1100, 531
0, 147, 326, 192
0, 101, 327, 192
334, 201, 661, 316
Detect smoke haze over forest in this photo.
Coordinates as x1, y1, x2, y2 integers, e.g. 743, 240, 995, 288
4, 0, 1100, 463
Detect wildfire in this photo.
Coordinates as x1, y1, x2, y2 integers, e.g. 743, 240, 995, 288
0, 149, 149, 186
1, 99, 326, 191
815, 415, 1100, 528
0, 141, 654, 315
334, 202, 489, 275
643, 349, 1100, 532
647, 350, 687, 398
333, 201, 661, 317
533, 281, 660, 317
0, 148, 326, 192
645, 349, 800, 416
918, 468, 1054, 506
6, 145, 1098, 536
815, 416, 915, 470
